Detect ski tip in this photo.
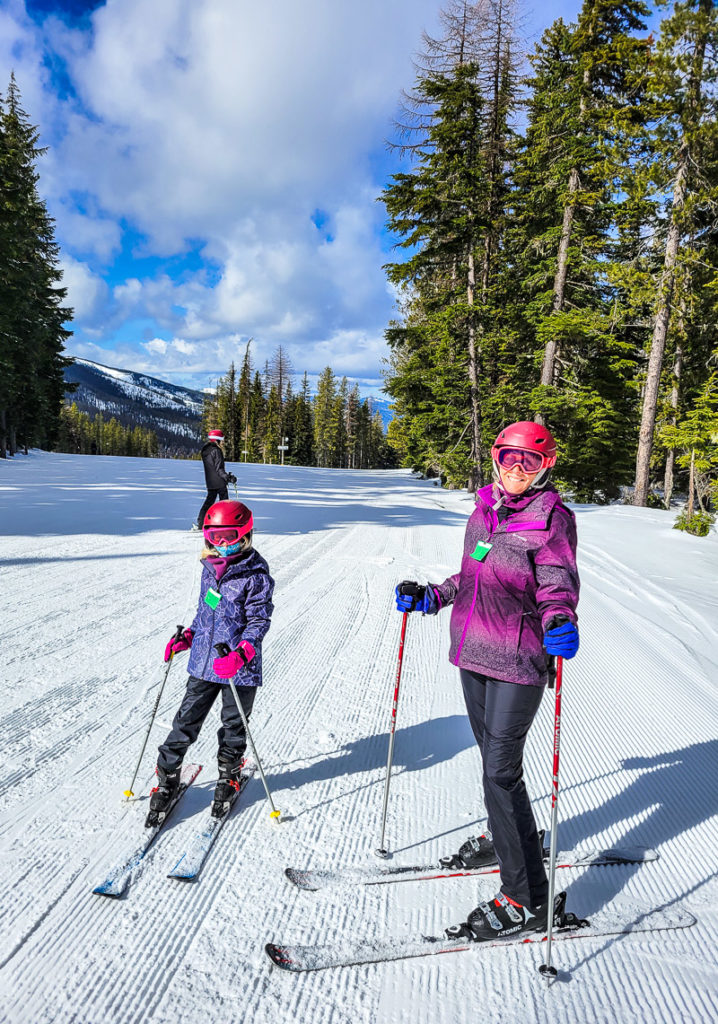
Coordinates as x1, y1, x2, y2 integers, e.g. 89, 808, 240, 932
284, 868, 319, 891
265, 943, 302, 971
92, 884, 125, 899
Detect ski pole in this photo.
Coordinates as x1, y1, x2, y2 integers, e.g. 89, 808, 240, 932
214, 643, 281, 821
123, 624, 184, 799
376, 609, 410, 858
539, 655, 564, 979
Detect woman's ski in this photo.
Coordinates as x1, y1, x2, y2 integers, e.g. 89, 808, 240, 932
284, 846, 658, 892
265, 898, 695, 972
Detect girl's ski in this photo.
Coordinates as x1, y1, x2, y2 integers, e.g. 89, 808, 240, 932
167, 766, 256, 880
93, 763, 202, 898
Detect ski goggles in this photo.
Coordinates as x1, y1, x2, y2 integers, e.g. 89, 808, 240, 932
495, 446, 546, 474
204, 526, 243, 547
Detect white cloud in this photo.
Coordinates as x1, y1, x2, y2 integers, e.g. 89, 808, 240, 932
59, 255, 108, 320
4, 0, 450, 384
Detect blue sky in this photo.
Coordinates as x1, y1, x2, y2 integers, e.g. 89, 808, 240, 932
2, 0, 656, 395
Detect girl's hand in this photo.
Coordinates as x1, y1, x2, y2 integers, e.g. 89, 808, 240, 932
213, 640, 256, 678
164, 628, 194, 663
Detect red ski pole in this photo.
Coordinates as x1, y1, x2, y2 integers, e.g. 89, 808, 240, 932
375, 610, 410, 858
539, 655, 564, 978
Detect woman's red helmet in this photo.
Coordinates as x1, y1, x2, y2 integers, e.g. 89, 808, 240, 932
491, 421, 557, 488
491, 421, 557, 467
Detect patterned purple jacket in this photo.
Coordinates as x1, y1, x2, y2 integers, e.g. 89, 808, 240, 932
433, 484, 579, 687
187, 548, 275, 687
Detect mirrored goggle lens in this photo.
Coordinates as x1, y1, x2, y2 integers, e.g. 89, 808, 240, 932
205, 527, 241, 546
497, 447, 543, 473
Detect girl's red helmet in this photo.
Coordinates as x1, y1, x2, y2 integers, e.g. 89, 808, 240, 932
203, 500, 253, 537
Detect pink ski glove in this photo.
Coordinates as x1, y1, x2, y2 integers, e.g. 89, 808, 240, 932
213, 640, 256, 678
164, 629, 194, 663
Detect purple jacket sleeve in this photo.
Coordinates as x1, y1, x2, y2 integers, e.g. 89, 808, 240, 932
433, 572, 461, 609
535, 506, 580, 631
239, 571, 275, 648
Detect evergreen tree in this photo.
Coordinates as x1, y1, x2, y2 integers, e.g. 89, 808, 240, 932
292, 372, 314, 465
314, 367, 336, 467
0, 74, 73, 456
382, 0, 522, 488
237, 339, 254, 462
633, 0, 718, 504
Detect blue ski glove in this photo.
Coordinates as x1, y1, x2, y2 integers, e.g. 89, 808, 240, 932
395, 581, 438, 614
543, 619, 579, 659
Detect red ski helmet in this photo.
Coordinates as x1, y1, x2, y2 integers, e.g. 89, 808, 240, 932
491, 421, 557, 487
203, 501, 253, 550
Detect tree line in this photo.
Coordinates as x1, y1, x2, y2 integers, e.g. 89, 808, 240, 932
0, 75, 72, 458
55, 403, 159, 458
382, 0, 717, 523
201, 343, 395, 469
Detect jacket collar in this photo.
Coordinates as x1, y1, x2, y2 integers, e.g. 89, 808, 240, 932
476, 483, 560, 518
204, 549, 253, 582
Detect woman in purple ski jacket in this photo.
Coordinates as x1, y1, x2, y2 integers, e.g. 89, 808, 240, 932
396, 421, 579, 942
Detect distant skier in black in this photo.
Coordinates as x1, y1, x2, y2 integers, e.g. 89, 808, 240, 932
192, 429, 237, 531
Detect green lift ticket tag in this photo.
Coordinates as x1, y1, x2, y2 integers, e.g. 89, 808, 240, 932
469, 540, 493, 562
205, 587, 222, 609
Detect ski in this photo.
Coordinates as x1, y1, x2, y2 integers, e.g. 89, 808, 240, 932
285, 846, 658, 892
93, 763, 202, 898
266, 898, 695, 972
167, 766, 256, 881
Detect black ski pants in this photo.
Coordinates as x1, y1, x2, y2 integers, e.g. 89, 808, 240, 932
460, 668, 548, 909
158, 674, 256, 772
197, 486, 228, 528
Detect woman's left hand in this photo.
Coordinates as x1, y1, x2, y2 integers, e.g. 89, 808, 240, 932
544, 620, 579, 659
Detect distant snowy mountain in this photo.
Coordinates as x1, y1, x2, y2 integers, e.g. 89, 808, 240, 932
64, 358, 204, 452
366, 396, 393, 428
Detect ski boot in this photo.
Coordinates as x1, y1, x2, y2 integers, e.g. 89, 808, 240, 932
145, 766, 181, 827
439, 830, 497, 870
446, 890, 556, 942
211, 759, 246, 819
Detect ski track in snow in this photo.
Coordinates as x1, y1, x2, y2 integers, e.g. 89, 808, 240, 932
0, 454, 716, 1024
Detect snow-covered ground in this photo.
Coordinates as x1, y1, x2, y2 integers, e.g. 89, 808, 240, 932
1, 452, 717, 1024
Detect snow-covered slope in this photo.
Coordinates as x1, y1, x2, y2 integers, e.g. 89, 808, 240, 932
0, 453, 716, 1024
64, 358, 204, 450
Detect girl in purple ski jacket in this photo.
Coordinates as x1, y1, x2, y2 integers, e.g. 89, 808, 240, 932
396, 422, 579, 942
148, 500, 274, 823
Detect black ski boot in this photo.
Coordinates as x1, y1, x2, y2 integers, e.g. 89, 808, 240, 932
439, 830, 496, 870
146, 766, 181, 827
446, 890, 564, 943
211, 759, 245, 818
440, 828, 546, 871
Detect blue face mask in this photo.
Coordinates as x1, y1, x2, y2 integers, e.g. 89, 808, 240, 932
214, 540, 244, 556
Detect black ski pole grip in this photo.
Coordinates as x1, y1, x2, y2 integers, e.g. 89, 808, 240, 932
215, 642, 231, 658
547, 655, 556, 689
174, 624, 184, 640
